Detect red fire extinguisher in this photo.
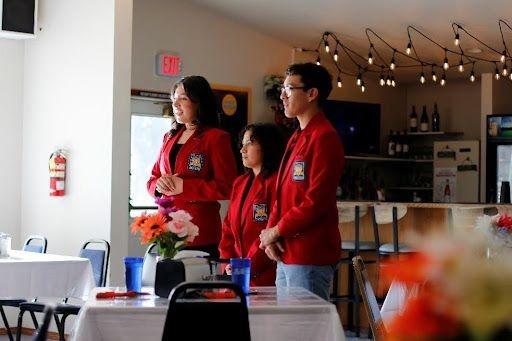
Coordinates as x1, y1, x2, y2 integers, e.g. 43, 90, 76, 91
49, 150, 67, 196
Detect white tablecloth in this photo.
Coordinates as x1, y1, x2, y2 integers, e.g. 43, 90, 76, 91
71, 287, 345, 341
0, 250, 95, 298
380, 281, 419, 328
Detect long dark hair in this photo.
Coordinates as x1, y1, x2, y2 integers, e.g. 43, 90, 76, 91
169, 76, 218, 136
239, 123, 285, 178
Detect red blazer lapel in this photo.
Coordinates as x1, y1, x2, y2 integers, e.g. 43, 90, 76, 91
278, 134, 309, 187
173, 129, 203, 175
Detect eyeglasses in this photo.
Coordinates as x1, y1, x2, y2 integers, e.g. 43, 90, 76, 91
280, 84, 307, 97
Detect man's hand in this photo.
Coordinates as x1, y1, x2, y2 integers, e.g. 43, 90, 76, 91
264, 241, 285, 262
259, 226, 280, 249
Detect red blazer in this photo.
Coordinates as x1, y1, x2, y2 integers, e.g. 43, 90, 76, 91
268, 113, 344, 265
147, 127, 237, 247
219, 172, 277, 286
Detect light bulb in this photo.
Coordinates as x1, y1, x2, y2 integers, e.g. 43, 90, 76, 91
325, 42, 329, 53
368, 52, 373, 65
337, 76, 342, 88
361, 81, 366, 93
432, 70, 438, 82
334, 50, 338, 62
316, 57, 320, 66
441, 73, 446, 86
386, 76, 391, 86
458, 60, 464, 72
501, 50, 506, 63
470, 71, 475, 82
420, 72, 426, 84
356, 73, 362, 86
391, 77, 396, 87
454, 33, 460, 46
443, 58, 449, 70
509, 72, 512, 81
503, 65, 508, 76
406, 42, 412, 55
390, 58, 396, 70
380, 76, 385, 86
495, 67, 500, 80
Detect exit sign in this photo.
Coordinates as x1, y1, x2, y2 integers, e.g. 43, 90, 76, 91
156, 52, 182, 77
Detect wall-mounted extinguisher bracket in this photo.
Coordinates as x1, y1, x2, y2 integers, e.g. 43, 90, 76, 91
49, 149, 67, 196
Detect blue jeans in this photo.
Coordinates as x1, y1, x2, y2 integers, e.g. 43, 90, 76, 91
275, 262, 335, 300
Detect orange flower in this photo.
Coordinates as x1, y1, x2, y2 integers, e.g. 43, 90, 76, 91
137, 213, 168, 244
386, 293, 461, 340
131, 213, 148, 234
381, 253, 431, 286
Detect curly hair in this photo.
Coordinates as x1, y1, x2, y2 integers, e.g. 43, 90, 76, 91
239, 123, 285, 178
169, 76, 218, 136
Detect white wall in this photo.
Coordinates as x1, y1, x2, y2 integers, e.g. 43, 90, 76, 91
406, 79, 481, 140
0, 39, 24, 247
21, 0, 132, 285
131, 0, 293, 124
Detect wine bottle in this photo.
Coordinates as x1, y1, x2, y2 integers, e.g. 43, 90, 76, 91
402, 130, 409, 158
432, 102, 440, 132
387, 130, 396, 157
409, 105, 418, 133
395, 131, 402, 158
420, 105, 429, 132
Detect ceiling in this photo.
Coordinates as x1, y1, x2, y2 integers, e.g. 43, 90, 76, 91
190, 0, 512, 82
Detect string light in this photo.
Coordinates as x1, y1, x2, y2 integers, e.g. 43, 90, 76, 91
368, 51, 373, 64
458, 58, 464, 72
454, 32, 460, 46
390, 50, 396, 70
503, 63, 509, 77
337, 76, 342, 88
495, 64, 500, 80
361, 81, 366, 93
406, 42, 412, 55
356, 72, 362, 86
324, 40, 330, 53
509, 72, 512, 81
443, 49, 450, 70
420, 71, 426, 84
391, 76, 396, 87
431, 66, 438, 82
470, 63, 476, 82
379, 75, 385, 86
441, 72, 446, 86
333, 49, 338, 62
316, 56, 321, 66
501, 50, 506, 63
386, 75, 391, 86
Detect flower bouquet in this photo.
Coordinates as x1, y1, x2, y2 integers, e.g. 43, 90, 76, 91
476, 213, 512, 250
131, 197, 199, 259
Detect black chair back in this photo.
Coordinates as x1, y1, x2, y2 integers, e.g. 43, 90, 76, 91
352, 256, 386, 341
79, 239, 110, 287
23, 235, 48, 253
31, 304, 54, 341
162, 281, 250, 341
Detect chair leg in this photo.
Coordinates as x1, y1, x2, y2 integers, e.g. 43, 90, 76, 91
346, 252, 354, 332
29, 311, 39, 329
60, 313, 70, 341
53, 314, 65, 341
16, 309, 25, 341
0, 306, 14, 341
353, 273, 360, 337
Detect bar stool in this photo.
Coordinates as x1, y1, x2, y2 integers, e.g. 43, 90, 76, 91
331, 203, 380, 336
373, 204, 414, 255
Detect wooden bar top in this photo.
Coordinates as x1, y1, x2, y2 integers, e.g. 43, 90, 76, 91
337, 201, 511, 209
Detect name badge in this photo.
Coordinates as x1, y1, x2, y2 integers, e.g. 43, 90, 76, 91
253, 203, 268, 222
292, 160, 305, 181
187, 153, 205, 172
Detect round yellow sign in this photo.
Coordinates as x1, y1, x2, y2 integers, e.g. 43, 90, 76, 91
221, 94, 237, 116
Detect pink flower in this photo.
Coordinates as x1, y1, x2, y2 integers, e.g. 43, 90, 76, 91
168, 210, 198, 241
186, 224, 199, 243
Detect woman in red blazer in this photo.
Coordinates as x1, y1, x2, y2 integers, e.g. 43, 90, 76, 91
219, 123, 285, 286
147, 76, 237, 257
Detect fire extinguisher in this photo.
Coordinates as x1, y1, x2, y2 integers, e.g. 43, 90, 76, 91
49, 149, 67, 196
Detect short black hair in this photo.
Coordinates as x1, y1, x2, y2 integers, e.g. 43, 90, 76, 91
239, 123, 285, 178
285, 63, 333, 107
170, 76, 218, 136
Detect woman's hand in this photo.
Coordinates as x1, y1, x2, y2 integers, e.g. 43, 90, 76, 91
156, 174, 183, 196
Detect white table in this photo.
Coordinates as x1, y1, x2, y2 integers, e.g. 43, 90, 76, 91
0, 250, 95, 298
380, 281, 419, 328
71, 286, 345, 341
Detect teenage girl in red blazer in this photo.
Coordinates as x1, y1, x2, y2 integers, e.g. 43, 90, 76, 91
147, 76, 237, 257
219, 123, 285, 286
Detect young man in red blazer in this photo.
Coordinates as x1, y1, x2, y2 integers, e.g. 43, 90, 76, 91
259, 63, 344, 300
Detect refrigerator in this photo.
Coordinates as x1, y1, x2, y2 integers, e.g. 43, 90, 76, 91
486, 114, 512, 203
434, 140, 480, 203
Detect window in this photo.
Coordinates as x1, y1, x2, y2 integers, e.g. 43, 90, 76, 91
130, 99, 172, 217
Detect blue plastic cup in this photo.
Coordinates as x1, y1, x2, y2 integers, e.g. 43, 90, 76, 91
230, 258, 251, 294
124, 257, 143, 292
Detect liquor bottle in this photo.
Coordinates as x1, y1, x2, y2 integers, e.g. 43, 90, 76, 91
395, 131, 402, 158
409, 105, 418, 133
432, 102, 440, 132
402, 130, 409, 158
387, 130, 396, 157
420, 105, 429, 132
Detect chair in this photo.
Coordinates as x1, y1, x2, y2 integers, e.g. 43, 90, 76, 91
331, 204, 380, 336
0, 235, 48, 341
373, 205, 414, 255
31, 305, 54, 341
17, 239, 110, 341
162, 281, 251, 341
352, 256, 386, 341
22, 235, 48, 254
